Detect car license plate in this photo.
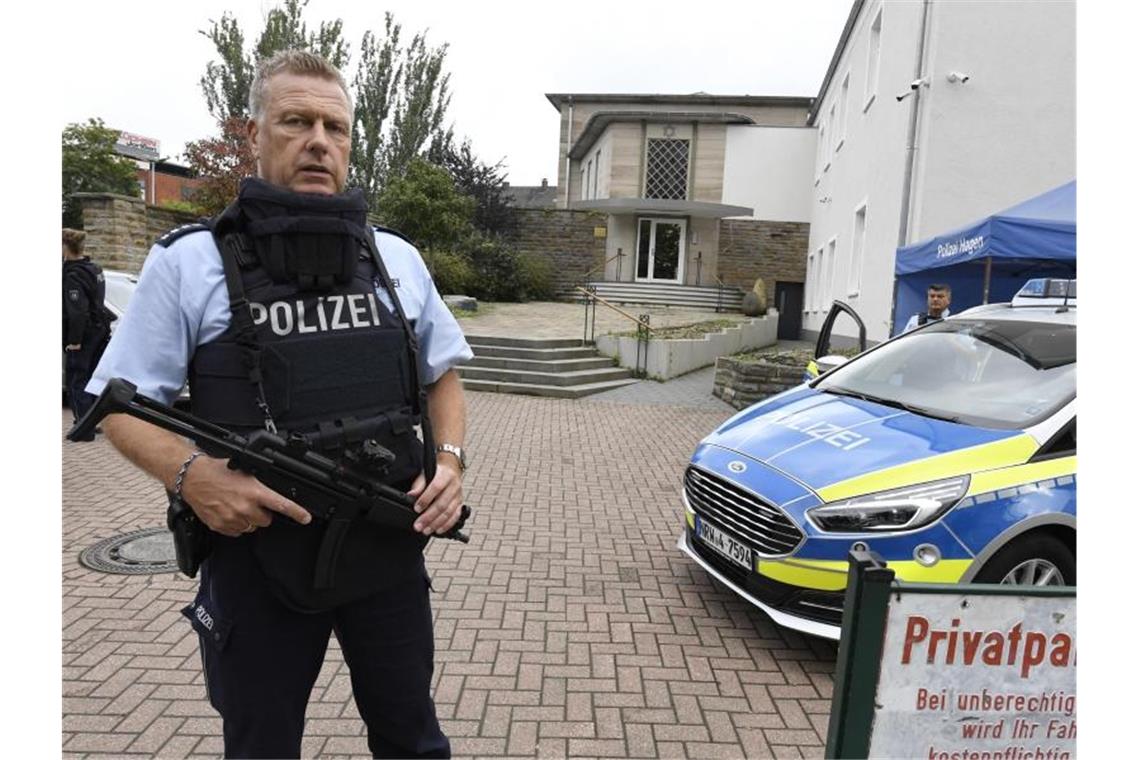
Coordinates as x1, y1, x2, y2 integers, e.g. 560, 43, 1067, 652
695, 517, 752, 571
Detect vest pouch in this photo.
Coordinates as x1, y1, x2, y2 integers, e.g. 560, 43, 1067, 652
189, 342, 292, 429
260, 326, 414, 431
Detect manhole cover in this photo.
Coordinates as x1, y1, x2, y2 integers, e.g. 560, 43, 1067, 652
79, 527, 179, 575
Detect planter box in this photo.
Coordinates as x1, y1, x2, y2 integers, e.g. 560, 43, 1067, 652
712, 354, 806, 410
595, 308, 779, 381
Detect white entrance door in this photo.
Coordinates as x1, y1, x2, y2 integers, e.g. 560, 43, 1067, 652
635, 218, 687, 283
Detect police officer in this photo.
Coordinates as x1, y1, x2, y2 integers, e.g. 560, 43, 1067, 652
62, 227, 112, 438
903, 282, 953, 332
88, 50, 472, 758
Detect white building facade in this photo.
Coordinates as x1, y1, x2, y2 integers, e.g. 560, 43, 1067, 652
804, 0, 1075, 344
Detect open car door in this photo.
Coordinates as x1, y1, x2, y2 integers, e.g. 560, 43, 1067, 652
804, 300, 867, 380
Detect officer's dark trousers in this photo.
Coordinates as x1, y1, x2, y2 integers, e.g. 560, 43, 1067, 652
185, 537, 450, 759
65, 334, 108, 426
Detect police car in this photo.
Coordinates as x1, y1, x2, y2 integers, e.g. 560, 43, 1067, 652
678, 279, 1076, 639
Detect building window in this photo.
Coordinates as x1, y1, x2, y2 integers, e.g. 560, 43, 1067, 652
593, 149, 601, 199
823, 238, 837, 309
849, 204, 867, 296
828, 102, 838, 156
806, 251, 818, 312
644, 138, 690, 200
865, 7, 883, 111
837, 72, 850, 151
580, 166, 587, 200
817, 122, 828, 177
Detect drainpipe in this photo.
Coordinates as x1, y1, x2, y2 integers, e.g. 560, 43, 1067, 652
564, 96, 574, 208
890, 0, 934, 333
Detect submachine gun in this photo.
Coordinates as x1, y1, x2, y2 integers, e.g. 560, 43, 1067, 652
67, 378, 471, 581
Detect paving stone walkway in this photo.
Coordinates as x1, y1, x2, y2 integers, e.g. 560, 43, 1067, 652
62, 304, 837, 759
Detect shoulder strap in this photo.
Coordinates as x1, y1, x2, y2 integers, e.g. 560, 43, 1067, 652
214, 230, 279, 433
361, 232, 437, 485
157, 223, 210, 248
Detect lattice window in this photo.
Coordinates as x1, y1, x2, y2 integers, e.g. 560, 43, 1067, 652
644, 138, 690, 200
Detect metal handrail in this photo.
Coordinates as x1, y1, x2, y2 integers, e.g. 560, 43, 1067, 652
578, 249, 626, 287
574, 286, 655, 334
714, 275, 727, 314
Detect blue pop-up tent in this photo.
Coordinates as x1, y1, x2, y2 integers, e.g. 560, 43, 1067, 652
892, 180, 1076, 334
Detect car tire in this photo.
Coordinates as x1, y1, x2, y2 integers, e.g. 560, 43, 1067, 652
973, 533, 1075, 587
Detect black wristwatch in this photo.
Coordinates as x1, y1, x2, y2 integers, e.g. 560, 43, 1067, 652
436, 443, 467, 472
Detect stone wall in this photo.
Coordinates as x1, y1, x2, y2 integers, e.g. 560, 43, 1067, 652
77, 193, 199, 274
717, 219, 809, 303
713, 356, 805, 410
510, 208, 609, 294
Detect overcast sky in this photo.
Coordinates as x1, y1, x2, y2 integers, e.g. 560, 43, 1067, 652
59, 0, 852, 186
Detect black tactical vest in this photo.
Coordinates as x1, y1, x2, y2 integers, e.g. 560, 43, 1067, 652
188, 181, 429, 611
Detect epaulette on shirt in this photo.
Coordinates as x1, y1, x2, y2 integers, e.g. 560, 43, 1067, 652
373, 225, 415, 247
157, 222, 211, 248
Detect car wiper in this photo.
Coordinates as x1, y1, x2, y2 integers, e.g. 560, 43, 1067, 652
820, 386, 875, 402
893, 402, 961, 423
822, 386, 960, 422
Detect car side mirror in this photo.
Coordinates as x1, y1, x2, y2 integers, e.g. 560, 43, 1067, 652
815, 355, 850, 375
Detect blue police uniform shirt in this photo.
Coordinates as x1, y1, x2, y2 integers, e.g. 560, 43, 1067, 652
902, 307, 952, 333
88, 228, 473, 405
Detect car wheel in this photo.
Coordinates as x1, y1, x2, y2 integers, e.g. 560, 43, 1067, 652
973, 533, 1075, 587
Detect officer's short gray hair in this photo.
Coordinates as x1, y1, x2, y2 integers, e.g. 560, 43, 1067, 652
248, 50, 354, 124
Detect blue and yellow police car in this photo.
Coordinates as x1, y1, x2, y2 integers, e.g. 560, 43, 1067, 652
678, 280, 1076, 639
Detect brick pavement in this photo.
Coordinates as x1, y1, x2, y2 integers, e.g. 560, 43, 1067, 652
63, 383, 836, 758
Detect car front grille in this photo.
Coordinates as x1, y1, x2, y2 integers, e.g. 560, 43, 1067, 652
685, 466, 804, 557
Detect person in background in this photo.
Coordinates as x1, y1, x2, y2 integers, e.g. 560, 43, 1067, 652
903, 283, 953, 332
62, 228, 111, 439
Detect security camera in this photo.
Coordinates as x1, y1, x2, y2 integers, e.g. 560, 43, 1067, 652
897, 76, 930, 101
946, 71, 971, 84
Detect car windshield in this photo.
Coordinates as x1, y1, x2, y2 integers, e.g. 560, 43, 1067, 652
817, 318, 1075, 429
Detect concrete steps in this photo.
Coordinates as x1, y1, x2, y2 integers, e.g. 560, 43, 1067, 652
460, 334, 639, 398
563, 281, 746, 312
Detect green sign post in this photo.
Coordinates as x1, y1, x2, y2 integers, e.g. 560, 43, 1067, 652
826, 551, 1076, 759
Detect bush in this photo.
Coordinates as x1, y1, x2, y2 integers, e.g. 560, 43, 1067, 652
459, 234, 522, 301
516, 253, 555, 302
423, 249, 475, 295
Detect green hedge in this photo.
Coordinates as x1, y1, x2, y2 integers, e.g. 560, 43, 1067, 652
424, 236, 554, 302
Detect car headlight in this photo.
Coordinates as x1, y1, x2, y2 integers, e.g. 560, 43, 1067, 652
806, 475, 970, 533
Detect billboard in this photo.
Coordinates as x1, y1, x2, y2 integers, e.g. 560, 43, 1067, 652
114, 131, 160, 162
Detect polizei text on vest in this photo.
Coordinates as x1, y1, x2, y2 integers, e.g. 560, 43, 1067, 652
249, 293, 392, 336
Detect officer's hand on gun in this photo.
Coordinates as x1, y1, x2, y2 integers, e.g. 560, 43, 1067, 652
407, 460, 464, 537
181, 455, 313, 538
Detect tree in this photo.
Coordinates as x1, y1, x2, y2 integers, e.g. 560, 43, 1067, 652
348, 15, 402, 207
428, 137, 515, 237
199, 0, 349, 123
183, 116, 258, 215
380, 31, 452, 188
375, 158, 474, 252
61, 119, 140, 228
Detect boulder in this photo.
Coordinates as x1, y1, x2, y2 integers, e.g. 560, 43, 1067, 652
443, 295, 478, 312
741, 291, 764, 317
750, 278, 768, 311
